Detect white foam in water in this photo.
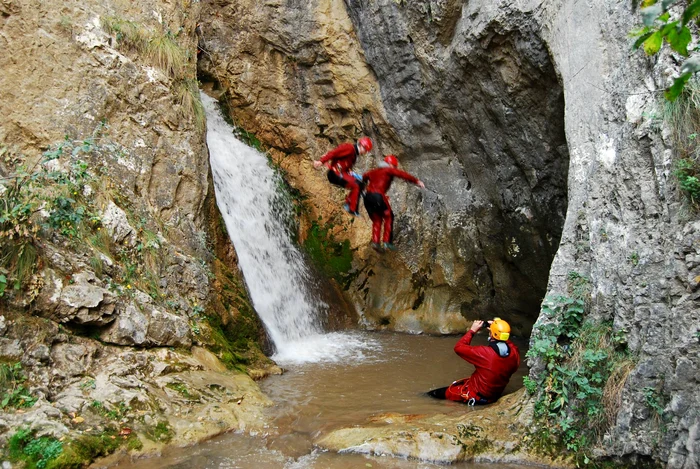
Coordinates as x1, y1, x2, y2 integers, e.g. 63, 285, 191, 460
273, 331, 382, 365
203, 92, 377, 365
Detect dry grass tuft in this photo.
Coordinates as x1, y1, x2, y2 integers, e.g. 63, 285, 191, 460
603, 359, 635, 429
148, 33, 187, 78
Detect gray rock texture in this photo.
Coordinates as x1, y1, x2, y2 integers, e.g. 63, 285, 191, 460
197, 0, 698, 466
198, 0, 567, 335
0, 0, 274, 460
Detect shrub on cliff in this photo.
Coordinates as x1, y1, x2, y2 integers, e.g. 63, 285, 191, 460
524, 273, 637, 466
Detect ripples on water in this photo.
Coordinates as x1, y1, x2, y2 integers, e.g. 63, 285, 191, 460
112, 332, 530, 469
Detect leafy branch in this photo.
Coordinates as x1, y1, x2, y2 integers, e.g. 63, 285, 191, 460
633, 0, 700, 100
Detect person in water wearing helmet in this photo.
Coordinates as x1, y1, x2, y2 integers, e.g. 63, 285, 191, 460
313, 136, 373, 216
428, 318, 520, 404
361, 154, 425, 251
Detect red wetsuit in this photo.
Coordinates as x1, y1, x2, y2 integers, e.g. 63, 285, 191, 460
319, 143, 361, 213
362, 166, 419, 244
445, 330, 520, 403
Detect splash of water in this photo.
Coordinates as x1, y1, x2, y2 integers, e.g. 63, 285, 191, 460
203, 92, 376, 364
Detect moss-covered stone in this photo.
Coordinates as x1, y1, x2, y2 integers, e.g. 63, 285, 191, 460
303, 220, 355, 287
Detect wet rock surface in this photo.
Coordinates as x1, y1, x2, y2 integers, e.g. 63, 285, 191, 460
197, 0, 698, 466
316, 390, 569, 467
0, 314, 273, 458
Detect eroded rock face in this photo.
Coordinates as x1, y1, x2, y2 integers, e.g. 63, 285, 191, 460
197, 0, 698, 466
0, 316, 273, 452
0, 0, 272, 459
198, 0, 566, 336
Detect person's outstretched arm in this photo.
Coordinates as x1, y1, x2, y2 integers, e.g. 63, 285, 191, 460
389, 168, 425, 188
314, 143, 354, 169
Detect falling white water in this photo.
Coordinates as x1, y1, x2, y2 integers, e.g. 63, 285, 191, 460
203, 92, 377, 365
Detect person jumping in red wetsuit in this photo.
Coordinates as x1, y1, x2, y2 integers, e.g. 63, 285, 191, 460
361, 154, 425, 251
313, 137, 373, 216
428, 318, 520, 404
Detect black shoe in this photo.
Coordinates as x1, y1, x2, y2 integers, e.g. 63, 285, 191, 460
383, 243, 397, 251
371, 242, 383, 252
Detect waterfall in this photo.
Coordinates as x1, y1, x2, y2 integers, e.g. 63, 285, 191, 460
203, 92, 376, 365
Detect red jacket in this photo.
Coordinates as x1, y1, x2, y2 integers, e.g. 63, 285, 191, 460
362, 166, 419, 194
319, 143, 358, 174
447, 330, 520, 402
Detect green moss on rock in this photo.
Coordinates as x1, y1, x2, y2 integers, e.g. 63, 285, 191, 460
303, 221, 354, 287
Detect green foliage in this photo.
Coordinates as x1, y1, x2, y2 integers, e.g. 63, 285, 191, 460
101, 16, 149, 52
0, 130, 104, 294
660, 77, 700, 207
632, 0, 700, 100
175, 77, 205, 129
46, 429, 137, 469
525, 282, 636, 465
101, 16, 203, 128
204, 311, 251, 371
453, 423, 490, 455
674, 158, 700, 204
148, 32, 187, 77
642, 386, 666, 419
303, 221, 355, 286
567, 271, 591, 303
628, 252, 640, 266
90, 400, 130, 421
166, 382, 199, 400
144, 421, 174, 443
8, 428, 63, 469
523, 375, 538, 395
0, 363, 37, 410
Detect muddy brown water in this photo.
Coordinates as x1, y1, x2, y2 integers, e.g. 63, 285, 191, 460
110, 331, 532, 469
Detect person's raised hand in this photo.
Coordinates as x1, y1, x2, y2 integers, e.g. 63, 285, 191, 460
470, 320, 484, 332
313, 160, 323, 169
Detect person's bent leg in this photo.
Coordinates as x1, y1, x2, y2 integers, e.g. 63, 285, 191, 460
364, 193, 385, 247
444, 379, 469, 402
382, 206, 395, 249
327, 170, 347, 189
342, 174, 361, 213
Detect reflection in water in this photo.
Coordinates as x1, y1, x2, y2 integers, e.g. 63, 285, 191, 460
111, 332, 530, 469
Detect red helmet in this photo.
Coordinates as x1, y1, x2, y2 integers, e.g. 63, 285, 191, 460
358, 137, 373, 152
384, 154, 398, 167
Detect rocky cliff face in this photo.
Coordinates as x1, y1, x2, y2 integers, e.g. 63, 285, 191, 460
197, 0, 567, 336
2, 0, 698, 467
0, 0, 274, 462
197, 0, 698, 467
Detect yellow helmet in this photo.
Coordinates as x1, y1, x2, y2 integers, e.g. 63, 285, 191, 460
489, 318, 511, 341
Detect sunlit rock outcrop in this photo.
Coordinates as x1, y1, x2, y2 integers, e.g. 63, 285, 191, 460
0, 0, 272, 461
198, 0, 567, 336
197, 0, 698, 467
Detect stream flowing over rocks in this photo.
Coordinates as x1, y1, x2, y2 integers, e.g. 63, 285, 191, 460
0, 0, 698, 467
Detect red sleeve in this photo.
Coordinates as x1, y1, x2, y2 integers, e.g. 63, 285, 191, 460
454, 330, 492, 368
320, 143, 353, 164
390, 168, 419, 185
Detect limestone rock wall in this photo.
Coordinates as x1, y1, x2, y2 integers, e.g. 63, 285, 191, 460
0, 0, 273, 456
198, 0, 568, 336
537, 0, 700, 467
197, 0, 698, 466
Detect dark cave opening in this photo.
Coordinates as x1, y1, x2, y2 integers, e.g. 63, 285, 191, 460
446, 27, 569, 337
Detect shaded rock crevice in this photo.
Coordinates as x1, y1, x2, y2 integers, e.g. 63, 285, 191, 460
339, 1, 568, 333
